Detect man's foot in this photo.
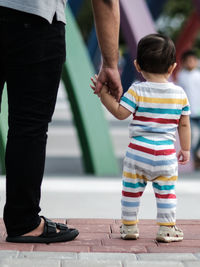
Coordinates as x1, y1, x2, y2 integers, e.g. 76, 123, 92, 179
156, 225, 183, 242
6, 216, 79, 243
22, 217, 46, 237
120, 224, 139, 240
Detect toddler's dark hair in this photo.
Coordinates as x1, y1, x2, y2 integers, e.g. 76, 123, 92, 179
181, 50, 197, 62
136, 33, 176, 74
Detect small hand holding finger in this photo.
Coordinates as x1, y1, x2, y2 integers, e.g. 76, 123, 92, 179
90, 76, 97, 91
90, 76, 102, 97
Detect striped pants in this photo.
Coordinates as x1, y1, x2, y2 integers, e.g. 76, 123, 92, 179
121, 136, 178, 226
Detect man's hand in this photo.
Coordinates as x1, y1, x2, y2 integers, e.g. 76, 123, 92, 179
94, 66, 123, 101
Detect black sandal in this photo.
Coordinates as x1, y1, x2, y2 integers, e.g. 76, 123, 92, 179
6, 216, 79, 244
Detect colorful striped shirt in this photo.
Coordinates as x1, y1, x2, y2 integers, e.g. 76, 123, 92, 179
120, 81, 190, 141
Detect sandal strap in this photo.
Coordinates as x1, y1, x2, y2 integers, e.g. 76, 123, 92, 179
56, 223, 68, 231
41, 216, 57, 237
40, 216, 70, 237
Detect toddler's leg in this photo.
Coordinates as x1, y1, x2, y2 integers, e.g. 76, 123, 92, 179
153, 176, 177, 226
121, 172, 147, 225
153, 176, 183, 242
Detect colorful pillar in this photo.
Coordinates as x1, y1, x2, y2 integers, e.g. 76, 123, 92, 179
121, 0, 166, 91
120, 0, 156, 61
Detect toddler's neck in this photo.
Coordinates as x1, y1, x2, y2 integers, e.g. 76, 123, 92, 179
142, 71, 169, 83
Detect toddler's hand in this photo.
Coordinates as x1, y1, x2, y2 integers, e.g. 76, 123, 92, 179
90, 74, 108, 97
90, 75, 100, 97
177, 150, 190, 165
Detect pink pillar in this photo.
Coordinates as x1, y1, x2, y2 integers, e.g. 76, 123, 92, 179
120, 0, 156, 60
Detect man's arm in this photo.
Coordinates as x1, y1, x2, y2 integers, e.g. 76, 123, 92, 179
91, 0, 119, 68
91, 0, 122, 101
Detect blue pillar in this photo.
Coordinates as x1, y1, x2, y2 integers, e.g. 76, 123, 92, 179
121, 52, 136, 93
68, 0, 84, 17
146, 0, 168, 20
87, 28, 101, 71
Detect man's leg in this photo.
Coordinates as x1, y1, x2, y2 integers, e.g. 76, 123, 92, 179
3, 16, 66, 237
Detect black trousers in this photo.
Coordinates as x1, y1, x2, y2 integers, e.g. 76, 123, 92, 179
0, 7, 66, 237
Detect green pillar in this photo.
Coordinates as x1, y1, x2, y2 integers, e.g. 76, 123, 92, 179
62, 6, 119, 175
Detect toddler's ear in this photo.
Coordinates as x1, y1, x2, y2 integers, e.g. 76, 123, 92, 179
134, 60, 141, 73
168, 63, 177, 74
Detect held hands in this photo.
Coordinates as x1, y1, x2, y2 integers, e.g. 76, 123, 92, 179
90, 66, 123, 101
177, 150, 190, 165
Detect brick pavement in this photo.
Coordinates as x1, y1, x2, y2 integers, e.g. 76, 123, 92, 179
0, 218, 200, 254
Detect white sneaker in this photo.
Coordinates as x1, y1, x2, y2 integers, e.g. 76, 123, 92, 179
156, 225, 183, 242
120, 224, 139, 240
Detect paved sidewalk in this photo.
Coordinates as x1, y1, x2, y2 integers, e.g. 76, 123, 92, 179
0, 219, 200, 266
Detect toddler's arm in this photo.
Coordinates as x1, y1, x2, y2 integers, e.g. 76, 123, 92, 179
177, 115, 191, 164
100, 86, 131, 120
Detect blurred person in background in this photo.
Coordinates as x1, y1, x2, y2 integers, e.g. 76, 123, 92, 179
177, 50, 200, 169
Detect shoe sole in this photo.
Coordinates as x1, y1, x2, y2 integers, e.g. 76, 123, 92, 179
156, 236, 183, 243
121, 233, 139, 240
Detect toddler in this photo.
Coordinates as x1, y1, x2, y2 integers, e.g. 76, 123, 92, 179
91, 34, 191, 242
